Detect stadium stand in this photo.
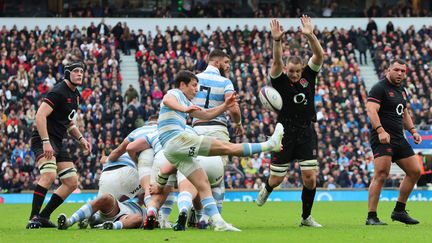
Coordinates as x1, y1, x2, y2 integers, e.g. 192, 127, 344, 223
1, 18, 431, 192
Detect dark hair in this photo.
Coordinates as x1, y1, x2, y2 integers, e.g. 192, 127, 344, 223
390, 59, 406, 66
174, 70, 197, 88
286, 56, 303, 65
148, 114, 158, 121
208, 49, 230, 61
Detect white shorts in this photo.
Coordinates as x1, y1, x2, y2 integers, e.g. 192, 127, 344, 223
194, 125, 229, 166
151, 150, 177, 187
193, 125, 230, 141
138, 148, 154, 179
98, 166, 142, 200
100, 196, 146, 222
177, 155, 224, 187
163, 132, 212, 177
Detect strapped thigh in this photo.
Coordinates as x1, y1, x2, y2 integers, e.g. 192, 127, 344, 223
298, 159, 318, 171
38, 160, 57, 174
58, 167, 78, 179
270, 162, 290, 177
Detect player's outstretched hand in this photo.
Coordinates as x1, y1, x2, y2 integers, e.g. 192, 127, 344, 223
413, 132, 422, 144
185, 105, 202, 113
149, 184, 162, 195
270, 19, 284, 41
225, 92, 237, 108
378, 131, 391, 144
300, 15, 313, 36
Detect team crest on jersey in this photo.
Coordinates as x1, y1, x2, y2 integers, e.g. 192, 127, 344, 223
67, 98, 72, 103
402, 92, 407, 101
299, 78, 308, 88
388, 91, 394, 97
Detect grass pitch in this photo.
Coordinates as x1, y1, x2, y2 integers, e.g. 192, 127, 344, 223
0, 202, 430, 243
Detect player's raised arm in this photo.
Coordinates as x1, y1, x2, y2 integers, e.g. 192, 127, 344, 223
300, 15, 324, 69
270, 19, 284, 78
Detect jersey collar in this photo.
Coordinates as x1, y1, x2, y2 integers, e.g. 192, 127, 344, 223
204, 65, 221, 75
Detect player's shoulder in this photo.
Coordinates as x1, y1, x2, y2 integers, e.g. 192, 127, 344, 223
371, 79, 387, 90
50, 80, 66, 93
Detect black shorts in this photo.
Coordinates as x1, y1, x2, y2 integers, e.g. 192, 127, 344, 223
271, 123, 317, 165
31, 133, 72, 163
370, 136, 414, 161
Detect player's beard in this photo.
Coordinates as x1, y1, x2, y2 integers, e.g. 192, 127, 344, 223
219, 67, 228, 78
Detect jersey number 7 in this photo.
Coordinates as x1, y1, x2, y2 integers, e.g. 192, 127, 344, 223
200, 86, 211, 108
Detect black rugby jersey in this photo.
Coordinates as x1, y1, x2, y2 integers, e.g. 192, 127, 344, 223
270, 65, 318, 125
34, 80, 81, 140
368, 78, 408, 139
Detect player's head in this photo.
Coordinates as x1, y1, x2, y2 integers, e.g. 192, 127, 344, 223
208, 49, 231, 78
386, 59, 407, 86
284, 56, 303, 83
64, 62, 85, 86
147, 114, 158, 125
175, 70, 198, 100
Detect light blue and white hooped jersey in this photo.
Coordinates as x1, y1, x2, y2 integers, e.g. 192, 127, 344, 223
103, 153, 136, 171
185, 125, 198, 135
158, 89, 192, 147
127, 124, 158, 142
121, 201, 146, 217
193, 65, 234, 126
143, 130, 162, 154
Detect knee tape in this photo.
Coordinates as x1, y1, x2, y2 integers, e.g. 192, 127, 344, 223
270, 163, 290, 177
58, 167, 78, 179
38, 160, 57, 174
298, 160, 318, 171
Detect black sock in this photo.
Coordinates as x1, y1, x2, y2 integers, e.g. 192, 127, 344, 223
30, 185, 48, 219
394, 201, 406, 212
301, 187, 316, 220
368, 211, 377, 218
39, 193, 64, 219
265, 178, 274, 193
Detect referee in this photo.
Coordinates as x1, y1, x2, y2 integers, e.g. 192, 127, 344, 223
26, 62, 92, 229
256, 16, 324, 227
366, 59, 422, 225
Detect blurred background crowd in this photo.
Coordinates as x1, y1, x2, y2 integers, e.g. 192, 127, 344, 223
1, 0, 431, 193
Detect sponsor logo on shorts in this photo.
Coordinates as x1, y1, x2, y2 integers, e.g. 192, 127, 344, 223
188, 147, 196, 157
386, 148, 392, 153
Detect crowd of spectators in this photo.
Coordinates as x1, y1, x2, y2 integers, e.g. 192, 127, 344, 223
0, 22, 123, 193
2, 0, 431, 18
1, 18, 431, 193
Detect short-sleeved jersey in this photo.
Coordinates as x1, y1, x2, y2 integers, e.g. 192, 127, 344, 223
127, 125, 158, 142
158, 89, 192, 147
367, 79, 408, 139
143, 130, 162, 155
35, 80, 81, 140
192, 65, 234, 126
270, 65, 318, 125
103, 153, 137, 171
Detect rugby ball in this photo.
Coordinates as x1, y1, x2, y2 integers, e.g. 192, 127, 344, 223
259, 86, 283, 111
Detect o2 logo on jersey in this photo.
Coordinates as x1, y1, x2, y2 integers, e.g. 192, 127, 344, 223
293, 93, 308, 106
396, 104, 404, 116
68, 109, 78, 121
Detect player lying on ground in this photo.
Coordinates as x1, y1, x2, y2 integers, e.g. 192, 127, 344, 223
57, 193, 145, 230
